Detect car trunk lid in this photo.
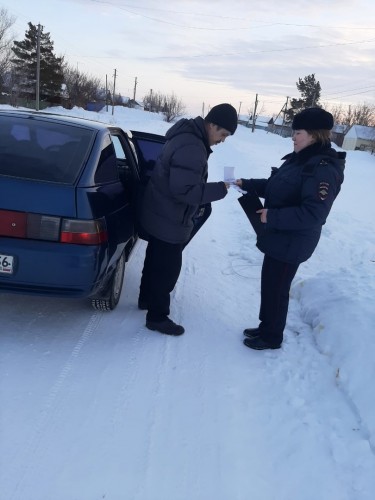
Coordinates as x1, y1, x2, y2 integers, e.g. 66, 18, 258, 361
0, 176, 77, 217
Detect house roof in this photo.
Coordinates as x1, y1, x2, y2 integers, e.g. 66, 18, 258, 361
348, 125, 375, 140
119, 96, 130, 104
332, 124, 346, 134
265, 116, 286, 126
238, 114, 285, 126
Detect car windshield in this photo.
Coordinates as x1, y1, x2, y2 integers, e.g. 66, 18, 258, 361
0, 115, 95, 184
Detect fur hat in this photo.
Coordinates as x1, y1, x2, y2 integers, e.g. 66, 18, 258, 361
205, 103, 238, 135
292, 107, 334, 130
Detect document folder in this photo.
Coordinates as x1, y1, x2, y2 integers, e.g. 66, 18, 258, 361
237, 188, 264, 236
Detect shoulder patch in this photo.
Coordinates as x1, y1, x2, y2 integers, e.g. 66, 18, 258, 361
318, 181, 330, 200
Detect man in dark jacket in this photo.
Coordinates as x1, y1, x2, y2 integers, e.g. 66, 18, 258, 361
138, 103, 238, 336
236, 107, 345, 350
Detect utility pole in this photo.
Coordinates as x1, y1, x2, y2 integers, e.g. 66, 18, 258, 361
238, 101, 242, 118
105, 74, 108, 112
112, 69, 117, 115
133, 77, 137, 101
202, 102, 205, 117
35, 24, 41, 111
75, 63, 79, 107
251, 94, 258, 132
281, 96, 289, 127
273, 96, 289, 136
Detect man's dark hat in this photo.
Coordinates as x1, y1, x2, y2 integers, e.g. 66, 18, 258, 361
205, 103, 238, 135
292, 107, 334, 130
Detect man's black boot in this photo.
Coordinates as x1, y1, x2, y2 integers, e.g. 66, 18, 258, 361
243, 327, 260, 339
243, 336, 281, 350
146, 317, 185, 336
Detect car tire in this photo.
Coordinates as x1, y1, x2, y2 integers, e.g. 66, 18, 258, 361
91, 250, 126, 311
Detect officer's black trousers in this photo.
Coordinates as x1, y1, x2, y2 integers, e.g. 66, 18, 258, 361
258, 254, 299, 346
139, 236, 184, 322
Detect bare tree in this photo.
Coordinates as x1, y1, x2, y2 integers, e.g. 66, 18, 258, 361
143, 90, 185, 121
143, 90, 165, 113
62, 62, 103, 108
0, 8, 16, 93
341, 103, 375, 127
325, 103, 345, 125
162, 93, 185, 122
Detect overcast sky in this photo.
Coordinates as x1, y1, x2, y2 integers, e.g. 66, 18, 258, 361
2, 0, 375, 116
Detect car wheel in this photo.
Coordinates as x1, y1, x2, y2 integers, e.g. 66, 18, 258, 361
91, 251, 126, 311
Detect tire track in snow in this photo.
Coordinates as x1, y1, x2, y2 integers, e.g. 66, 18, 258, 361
108, 324, 148, 429
108, 240, 150, 427
131, 335, 174, 500
8, 311, 103, 500
131, 251, 205, 499
104, 237, 181, 498
141, 249, 219, 499
176, 251, 217, 499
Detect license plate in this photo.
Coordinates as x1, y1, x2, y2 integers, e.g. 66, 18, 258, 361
0, 254, 14, 274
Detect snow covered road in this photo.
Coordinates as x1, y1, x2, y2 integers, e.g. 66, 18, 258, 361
2, 211, 375, 500
1, 107, 375, 500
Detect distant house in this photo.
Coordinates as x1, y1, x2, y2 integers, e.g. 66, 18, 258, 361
267, 116, 292, 138
331, 124, 347, 148
116, 95, 129, 106
127, 99, 143, 109
238, 114, 291, 135
255, 115, 274, 131
237, 114, 273, 130
86, 96, 143, 112
237, 114, 251, 126
116, 96, 143, 109
86, 101, 106, 112
342, 125, 375, 152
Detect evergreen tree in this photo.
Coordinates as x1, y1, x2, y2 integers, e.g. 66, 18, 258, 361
11, 22, 63, 101
286, 73, 322, 122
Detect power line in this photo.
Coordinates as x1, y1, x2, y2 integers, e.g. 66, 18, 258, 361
90, 1, 375, 31
323, 88, 375, 101
139, 38, 375, 60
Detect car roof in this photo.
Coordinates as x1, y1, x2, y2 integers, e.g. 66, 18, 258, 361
0, 108, 110, 132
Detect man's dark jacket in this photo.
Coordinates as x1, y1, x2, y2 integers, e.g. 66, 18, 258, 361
241, 142, 345, 264
139, 116, 227, 244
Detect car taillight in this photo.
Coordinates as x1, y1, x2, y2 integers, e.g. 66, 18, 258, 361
27, 213, 61, 241
0, 210, 27, 238
0, 210, 61, 240
60, 219, 108, 245
0, 209, 108, 245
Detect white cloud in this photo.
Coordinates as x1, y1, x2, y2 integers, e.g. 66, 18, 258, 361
2, 0, 374, 115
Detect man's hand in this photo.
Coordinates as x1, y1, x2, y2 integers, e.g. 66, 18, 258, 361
256, 208, 268, 223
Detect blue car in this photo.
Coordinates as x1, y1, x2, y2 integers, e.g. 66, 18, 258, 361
0, 109, 166, 310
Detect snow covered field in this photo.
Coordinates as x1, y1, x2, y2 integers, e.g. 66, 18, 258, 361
1, 105, 375, 500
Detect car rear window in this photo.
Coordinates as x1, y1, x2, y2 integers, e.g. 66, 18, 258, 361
0, 115, 95, 184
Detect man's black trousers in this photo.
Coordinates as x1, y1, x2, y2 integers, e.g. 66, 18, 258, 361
258, 254, 299, 345
139, 236, 184, 322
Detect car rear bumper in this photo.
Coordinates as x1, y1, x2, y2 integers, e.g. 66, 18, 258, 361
0, 238, 108, 298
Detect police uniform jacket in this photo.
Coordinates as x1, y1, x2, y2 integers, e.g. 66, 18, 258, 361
140, 116, 227, 244
241, 142, 345, 264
